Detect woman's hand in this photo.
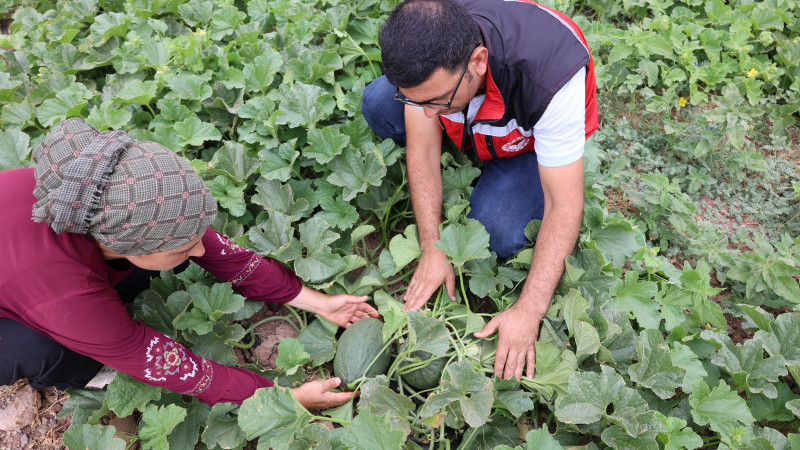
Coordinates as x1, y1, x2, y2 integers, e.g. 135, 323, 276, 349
319, 294, 379, 328
287, 286, 379, 328
290, 378, 356, 410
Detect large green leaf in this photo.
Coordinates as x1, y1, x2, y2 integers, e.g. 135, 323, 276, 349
238, 387, 312, 448
702, 330, 787, 398
297, 317, 337, 366
201, 403, 246, 449
0, 128, 31, 170
420, 361, 494, 428
407, 311, 450, 357
305, 126, 350, 164
628, 329, 684, 399
139, 404, 187, 450
105, 373, 163, 418
326, 145, 386, 201
357, 377, 415, 435
208, 141, 259, 183
688, 379, 755, 436
336, 411, 407, 449
555, 365, 661, 438
434, 219, 491, 268
62, 424, 126, 450
757, 313, 800, 365
252, 178, 310, 221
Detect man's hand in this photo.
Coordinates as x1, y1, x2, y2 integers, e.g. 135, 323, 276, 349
290, 378, 356, 410
473, 305, 542, 380
403, 247, 456, 311
318, 294, 379, 328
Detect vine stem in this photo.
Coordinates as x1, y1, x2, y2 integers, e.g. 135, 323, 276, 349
310, 414, 351, 425
227, 315, 299, 349
457, 266, 471, 314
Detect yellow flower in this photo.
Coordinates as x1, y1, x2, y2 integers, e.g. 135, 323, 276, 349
678, 97, 688, 107
747, 68, 759, 78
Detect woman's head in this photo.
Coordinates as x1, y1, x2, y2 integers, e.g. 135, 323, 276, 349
31, 118, 217, 256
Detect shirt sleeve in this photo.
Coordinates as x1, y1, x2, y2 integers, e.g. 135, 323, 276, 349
533, 67, 586, 168
191, 228, 302, 304
25, 290, 272, 405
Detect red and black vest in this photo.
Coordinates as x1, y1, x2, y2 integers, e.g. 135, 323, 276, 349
443, 0, 599, 161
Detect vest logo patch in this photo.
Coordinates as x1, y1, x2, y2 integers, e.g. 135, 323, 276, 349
502, 136, 530, 153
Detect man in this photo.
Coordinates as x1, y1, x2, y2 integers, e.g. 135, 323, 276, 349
361, 0, 597, 380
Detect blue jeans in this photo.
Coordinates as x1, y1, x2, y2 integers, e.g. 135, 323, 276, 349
362, 76, 546, 258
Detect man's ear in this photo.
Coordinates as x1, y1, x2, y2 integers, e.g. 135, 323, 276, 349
472, 46, 489, 77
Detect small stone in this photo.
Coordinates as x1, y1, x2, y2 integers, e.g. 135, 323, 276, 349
0, 385, 40, 432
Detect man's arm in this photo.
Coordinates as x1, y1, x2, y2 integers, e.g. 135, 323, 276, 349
474, 158, 583, 379
402, 105, 458, 310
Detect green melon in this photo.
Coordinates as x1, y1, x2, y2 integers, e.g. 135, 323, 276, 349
400, 346, 448, 390
333, 318, 391, 388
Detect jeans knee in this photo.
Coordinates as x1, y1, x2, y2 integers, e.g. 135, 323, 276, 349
471, 213, 529, 259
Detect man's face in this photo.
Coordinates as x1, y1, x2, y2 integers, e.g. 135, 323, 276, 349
397, 47, 487, 118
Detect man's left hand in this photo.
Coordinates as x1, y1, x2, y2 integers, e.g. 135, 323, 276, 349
319, 294, 380, 328
473, 306, 541, 380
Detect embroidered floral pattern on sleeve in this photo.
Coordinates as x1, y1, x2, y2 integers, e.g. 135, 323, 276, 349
144, 334, 213, 396
212, 230, 263, 287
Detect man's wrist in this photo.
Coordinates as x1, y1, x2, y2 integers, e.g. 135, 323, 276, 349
511, 297, 549, 321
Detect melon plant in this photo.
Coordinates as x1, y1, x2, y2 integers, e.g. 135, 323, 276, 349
333, 318, 392, 388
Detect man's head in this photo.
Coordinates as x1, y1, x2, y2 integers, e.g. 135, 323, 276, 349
381, 0, 481, 88
31, 118, 217, 256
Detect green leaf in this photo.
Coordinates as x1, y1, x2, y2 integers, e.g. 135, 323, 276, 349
114, 80, 158, 105
105, 373, 163, 418
523, 342, 577, 400
357, 377, 415, 435
188, 283, 245, 321
269, 82, 335, 128
587, 217, 639, 268
434, 219, 491, 268
757, 313, 800, 365
59, 389, 106, 426
167, 74, 213, 101
494, 386, 534, 419
248, 211, 300, 260
555, 365, 660, 438
168, 400, 210, 450
139, 404, 187, 450
628, 329, 684, 399
201, 403, 246, 449
186, 321, 245, 365
337, 411, 407, 449
86, 100, 132, 131
407, 311, 450, 357
208, 141, 259, 183
244, 50, 283, 92
522, 428, 564, 450
610, 272, 661, 330
702, 330, 787, 398
420, 361, 494, 428
315, 196, 359, 231
656, 413, 703, 450
326, 146, 386, 201
252, 178, 310, 221
174, 116, 222, 147
36, 84, 93, 127
0, 128, 31, 170
305, 127, 350, 164
259, 138, 299, 182
688, 379, 755, 436
388, 225, 422, 271
275, 337, 312, 375
373, 290, 407, 343
63, 424, 126, 450
670, 342, 707, 394
208, 5, 246, 40
238, 387, 312, 444
601, 424, 661, 450
297, 318, 337, 366
208, 175, 246, 217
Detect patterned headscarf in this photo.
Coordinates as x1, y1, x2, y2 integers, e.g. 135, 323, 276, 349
31, 118, 217, 255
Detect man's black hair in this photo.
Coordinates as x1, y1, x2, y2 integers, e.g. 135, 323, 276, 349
380, 0, 482, 88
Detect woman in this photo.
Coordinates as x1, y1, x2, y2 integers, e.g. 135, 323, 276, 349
0, 118, 377, 409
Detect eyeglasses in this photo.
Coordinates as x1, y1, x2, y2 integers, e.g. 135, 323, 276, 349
394, 56, 471, 111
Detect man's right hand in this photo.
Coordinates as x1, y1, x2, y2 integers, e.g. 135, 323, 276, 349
403, 247, 456, 310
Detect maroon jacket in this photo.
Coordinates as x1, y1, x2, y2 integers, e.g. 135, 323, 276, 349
0, 168, 302, 404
